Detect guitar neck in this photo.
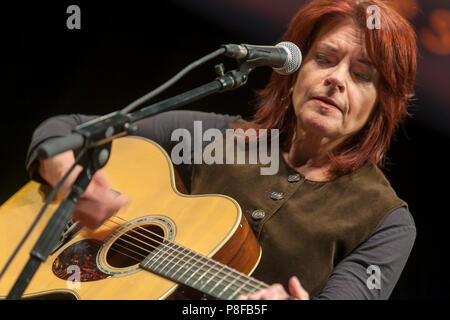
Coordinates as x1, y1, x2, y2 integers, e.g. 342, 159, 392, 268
139, 241, 267, 300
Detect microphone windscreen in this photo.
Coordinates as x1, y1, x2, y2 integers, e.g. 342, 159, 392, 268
274, 41, 302, 75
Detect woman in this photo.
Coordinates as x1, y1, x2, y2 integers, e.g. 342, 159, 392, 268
27, 0, 417, 299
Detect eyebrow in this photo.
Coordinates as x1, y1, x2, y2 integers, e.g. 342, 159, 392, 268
356, 58, 374, 68
319, 43, 339, 53
317, 42, 375, 68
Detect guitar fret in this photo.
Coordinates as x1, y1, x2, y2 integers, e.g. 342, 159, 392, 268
203, 264, 249, 294
181, 254, 212, 287
141, 243, 177, 273
147, 242, 174, 271
229, 276, 264, 299
139, 242, 269, 300
155, 246, 217, 291
157, 244, 190, 275
233, 272, 267, 294
219, 274, 250, 300
212, 268, 262, 300
141, 246, 165, 269
153, 244, 207, 287
198, 264, 225, 292
171, 251, 198, 281
213, 267, 238, 299
196, 264, 246, 299
182, 258, 263, 299
190, 257, 216, 288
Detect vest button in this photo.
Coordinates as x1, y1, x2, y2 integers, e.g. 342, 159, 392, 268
251, 209, 266, 220
287, 174, 301, 183
270, 191, 284, 200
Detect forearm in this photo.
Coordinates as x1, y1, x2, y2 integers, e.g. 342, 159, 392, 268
26, 110, 242, 188
317, 207, 416, 300
26, 114, 98, 183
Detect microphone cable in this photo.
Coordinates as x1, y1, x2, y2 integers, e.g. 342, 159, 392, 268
0, 46, 227, 285
120, 47, 226, 114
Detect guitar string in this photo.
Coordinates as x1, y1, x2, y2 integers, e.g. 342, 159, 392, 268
109, 214, 269, 290
98, 216, 269, 295
108, 215, 268, 290
101, 219, 265, 298
104, 235, 255, 299
102, 217, 268, 295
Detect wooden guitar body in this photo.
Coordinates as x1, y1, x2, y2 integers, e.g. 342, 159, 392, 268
0, 137, 261, 300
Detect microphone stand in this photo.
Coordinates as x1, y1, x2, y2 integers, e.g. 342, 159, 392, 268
6, 144, 111, 299
6, 62, 253, 299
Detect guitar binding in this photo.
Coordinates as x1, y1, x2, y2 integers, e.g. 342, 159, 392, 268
96, 214, 177, 277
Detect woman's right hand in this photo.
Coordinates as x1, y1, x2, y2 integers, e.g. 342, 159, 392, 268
38, 150, 129, 229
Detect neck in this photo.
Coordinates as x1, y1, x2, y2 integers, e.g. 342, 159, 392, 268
139, 241, 268, 300
283, 127, 343, 181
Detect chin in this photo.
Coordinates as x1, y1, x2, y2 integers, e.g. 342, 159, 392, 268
301, 112, 340, 138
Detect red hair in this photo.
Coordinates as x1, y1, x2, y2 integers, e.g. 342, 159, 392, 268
245, 0, 417, 178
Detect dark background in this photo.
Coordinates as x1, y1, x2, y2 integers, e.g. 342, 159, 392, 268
1, 1, 449, 299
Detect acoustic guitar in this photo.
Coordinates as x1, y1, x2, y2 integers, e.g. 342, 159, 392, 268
0, 136, 265, 300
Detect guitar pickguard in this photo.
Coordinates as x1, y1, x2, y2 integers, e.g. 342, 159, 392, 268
52, 239, 110, 282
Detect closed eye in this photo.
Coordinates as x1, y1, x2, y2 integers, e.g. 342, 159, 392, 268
315, 54, 330, 65
354, 72, 372, 82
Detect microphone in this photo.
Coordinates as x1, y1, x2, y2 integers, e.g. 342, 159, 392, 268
222, 41, 302, 75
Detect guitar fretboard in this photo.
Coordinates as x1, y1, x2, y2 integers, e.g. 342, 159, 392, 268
139, 241, 267, 300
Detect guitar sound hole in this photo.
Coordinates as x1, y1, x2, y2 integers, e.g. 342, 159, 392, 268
106, 224, 165, 268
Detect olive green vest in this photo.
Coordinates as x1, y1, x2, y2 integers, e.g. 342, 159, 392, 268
190, 133, 406, 296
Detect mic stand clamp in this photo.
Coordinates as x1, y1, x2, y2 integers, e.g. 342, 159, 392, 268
216, 62, 253, 92
6, 143, 112, 299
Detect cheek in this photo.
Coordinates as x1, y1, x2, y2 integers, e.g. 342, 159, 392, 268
292, 63, 322, 107
347, 85, 378, 128
291, 71, 307, 105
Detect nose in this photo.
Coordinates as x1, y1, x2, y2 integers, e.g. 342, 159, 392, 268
324, 77, 345, 93
324, 65, 346, 93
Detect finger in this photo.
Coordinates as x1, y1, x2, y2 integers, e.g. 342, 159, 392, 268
73, 191, 128, 229
112, 193, 131, 214
272, 284, 290, 300
72, 198, 108, 229
84, 183, 129, 208
91, 169, 110, 187
57, 166, 84, 199
247, 284, 289, 300
236, 295, 248, 300
288, 276, 310, 300
83, 172, 109, 198
246, 289, 268, 300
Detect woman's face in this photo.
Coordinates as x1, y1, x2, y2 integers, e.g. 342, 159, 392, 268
292, 19, 379, 143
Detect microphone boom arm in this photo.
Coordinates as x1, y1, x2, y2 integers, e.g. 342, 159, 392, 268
37, 63, 253, 160
6, 61, 254, 300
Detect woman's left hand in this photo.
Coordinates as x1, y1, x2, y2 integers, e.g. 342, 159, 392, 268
236, 276, 310, 300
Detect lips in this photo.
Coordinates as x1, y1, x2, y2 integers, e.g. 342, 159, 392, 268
312, 96, 343, 113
